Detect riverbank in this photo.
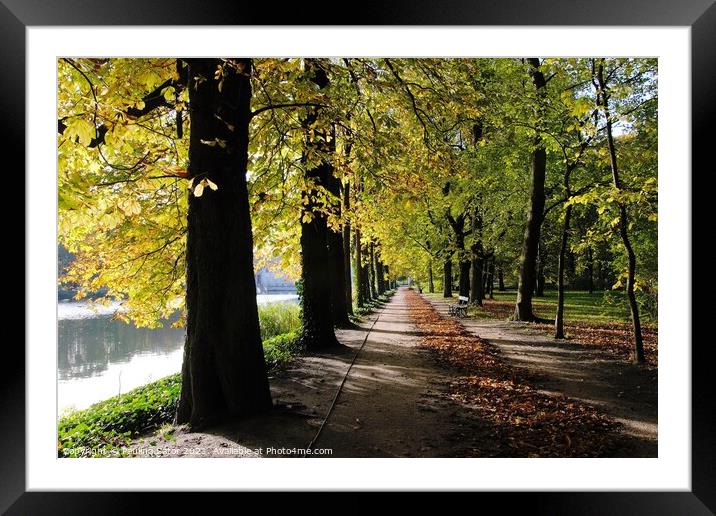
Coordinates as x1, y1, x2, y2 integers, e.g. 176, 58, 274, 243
58, 291, 396, 458
58, 330, 302, 457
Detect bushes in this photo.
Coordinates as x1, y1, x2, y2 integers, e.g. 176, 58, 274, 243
58, 374, 181, 457
262, 330, 302, 370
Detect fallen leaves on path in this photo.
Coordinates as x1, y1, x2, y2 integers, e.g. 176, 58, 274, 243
475, 299, 658, 365
407, 290, 621, 458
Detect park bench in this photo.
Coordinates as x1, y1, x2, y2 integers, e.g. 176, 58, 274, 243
448, 295, 469, 318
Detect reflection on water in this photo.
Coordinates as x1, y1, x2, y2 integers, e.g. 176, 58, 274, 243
57, 294, 298, 413
58, 317, 184, 381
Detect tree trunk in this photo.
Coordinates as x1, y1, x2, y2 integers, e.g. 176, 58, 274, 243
498, 267, 505, 291
586, 247, 594, 294
483, 257, 491, 298
457, 229, 470, 299
488, 259, 495, 299
535, 249, 546, 297
596, 60, 645, 364
298, 60, 339, 350
469, 242, 484, 305
369, 242, 378, 299
428, 260, 435, 293
176, 58, 272, 429
375, 259, 385, 295
514, 58, 547, 322
324, 169, 349, 327
443, 257, 453, 297
362, 263, 371, 301
354, 227, 365, 307
342, 181, 353, 314
555, 205, 572, 339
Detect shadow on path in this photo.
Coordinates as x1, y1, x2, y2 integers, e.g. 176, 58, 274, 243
424, 295, 657, 457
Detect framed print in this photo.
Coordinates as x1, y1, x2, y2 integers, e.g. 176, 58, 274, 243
5, 0, 714, 512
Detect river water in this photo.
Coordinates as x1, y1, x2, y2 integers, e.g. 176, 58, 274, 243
57, 294, 298, 414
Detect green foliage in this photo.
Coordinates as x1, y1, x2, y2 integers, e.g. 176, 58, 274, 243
58, 373, 181, 457
263, 330, 302, 370
257, 302, 301, 340
57, 57, 657, 330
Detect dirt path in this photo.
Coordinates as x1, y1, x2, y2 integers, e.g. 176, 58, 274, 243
424, 295, 657, 457
138, 288, 655, 457
142, 289, 486, 457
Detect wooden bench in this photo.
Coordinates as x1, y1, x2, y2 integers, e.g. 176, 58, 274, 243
448, 295, 469, 318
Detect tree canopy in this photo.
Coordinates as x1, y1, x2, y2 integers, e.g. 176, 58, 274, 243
58, 57, 657, 359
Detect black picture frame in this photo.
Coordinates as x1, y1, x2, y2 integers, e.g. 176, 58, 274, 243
5, 0, 712, 512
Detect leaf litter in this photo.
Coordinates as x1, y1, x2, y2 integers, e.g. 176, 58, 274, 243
407, 290, 622, 457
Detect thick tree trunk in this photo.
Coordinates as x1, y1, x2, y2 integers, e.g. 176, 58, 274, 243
176, 58, 272, 429
298, 61, 339, 350
362, 263, 371, 301
342, 182, 353, 314
596, 60, 645, 364
514, 58, 547, 322
443, 257, 453, 297
555, 205, 572, 339
328, 228, 349, 326
325, 172, 349, 327
498, 267, 505, 291
458, 259, 470, 298
447, 213, 469, 298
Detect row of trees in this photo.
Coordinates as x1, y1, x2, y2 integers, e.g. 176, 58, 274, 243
58, 57, 657, 427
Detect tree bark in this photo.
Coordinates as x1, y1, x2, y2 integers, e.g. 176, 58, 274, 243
595, 60, 645, 364
469, 242, 484, 306
555, 205, 572, 339
176, 58, 271, 429
498, 266, 505, 291
298, 60, 339, 350
488, 259, 495, 299
443, 256, 453, 297
354, 227, 365, 307
514, 58, 547, 322
447, 213, 469, 298
369, 242, 378, 299
362, 262, 371, 301
428, 260, 435, 293
342, 181, 353, 314
535, 246, 546, 297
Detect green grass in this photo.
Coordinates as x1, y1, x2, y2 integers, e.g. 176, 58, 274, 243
258, 302, 301, 340
423, 289, 651, 325
492, 289, 633, 323
59, 304, 303, 458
